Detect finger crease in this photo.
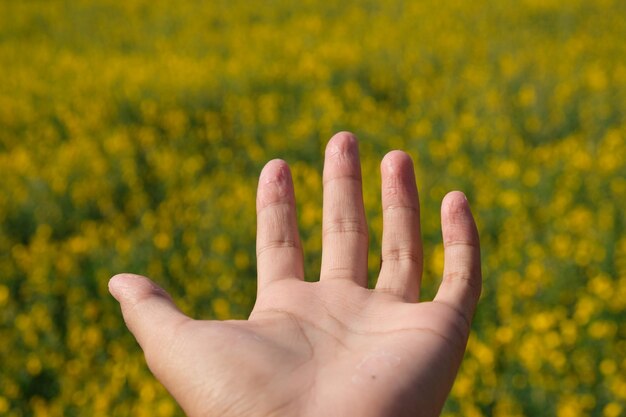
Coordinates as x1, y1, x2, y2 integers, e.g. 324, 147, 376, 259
323, 219, 368, 237
383, 204, 419, 213
381, 249, 422, 264
443, 240, 480, 249
442, 271, 482, 298
257, 239, 300, 256
257, 200, 293, 214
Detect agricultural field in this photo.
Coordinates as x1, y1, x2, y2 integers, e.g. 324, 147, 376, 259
1, 0, 625, 416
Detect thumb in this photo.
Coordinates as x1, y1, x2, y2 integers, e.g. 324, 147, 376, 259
109, 273, 190, 359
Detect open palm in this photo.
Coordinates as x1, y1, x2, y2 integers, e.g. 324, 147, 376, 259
109, 132, 481, 417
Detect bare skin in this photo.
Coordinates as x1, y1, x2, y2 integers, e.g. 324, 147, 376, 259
109, 132, 481, 417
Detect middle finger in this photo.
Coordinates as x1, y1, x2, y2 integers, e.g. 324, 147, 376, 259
320, 132, 369, 287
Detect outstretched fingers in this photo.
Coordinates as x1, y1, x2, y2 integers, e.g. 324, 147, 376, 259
433, 192, 482, 324
320, 132, 369, 286
375, 151, 423, 301
256, 159, 304, 291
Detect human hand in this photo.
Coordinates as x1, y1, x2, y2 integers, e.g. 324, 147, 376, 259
109, 132, 481, 417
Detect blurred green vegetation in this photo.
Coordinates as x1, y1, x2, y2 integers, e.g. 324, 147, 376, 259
0, 0, 625, 416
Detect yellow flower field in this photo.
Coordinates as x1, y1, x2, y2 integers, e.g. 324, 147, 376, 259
1, 0, 625, 416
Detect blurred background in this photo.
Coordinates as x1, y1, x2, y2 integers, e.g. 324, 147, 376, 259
1, 0, 625, 416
